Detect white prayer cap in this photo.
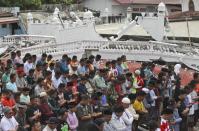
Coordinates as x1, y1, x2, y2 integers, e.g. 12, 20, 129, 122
142, 88, 149, 94
39, 92, 47, 97
135, 70, 141, 75
122, 97, 131, 104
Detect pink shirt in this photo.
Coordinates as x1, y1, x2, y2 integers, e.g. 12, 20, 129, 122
67, 111, 78, 131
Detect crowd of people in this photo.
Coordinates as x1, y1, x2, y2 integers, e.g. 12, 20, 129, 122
0, 50, 198, 131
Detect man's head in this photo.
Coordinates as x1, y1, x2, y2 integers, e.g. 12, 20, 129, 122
148, 80, 156, 90
178, 89, 187, 101
111, 60, 117, 68
89, 55, 95, 63
3, 107, 13, 119
95, 54, 101, 61
10, 73, 16, 83
29, 69, 35, 76
128, 93, 137, 104
122, 97, 131, 109
41, 53, 47, 61
47, 117, 58, 129
114, 105, 124, 118
103, 109, 112, 122
31, 121, 41, 131
27, 56, 32, 63
39, 92, 48, 103
17, 102, 27, 113
36, 63, 42, 71
80, 77, 87, 85
16, 50, 21, 57
55, 70, 61, 79
62, 54, 68, 61
161, 108, 173, 121
121, 55, 126, 62
46, 71, 52, 80
134, 70, 141, 77
80, 58, 85, 66
11, 51, 16, 60
3, 89, 12, 99
30, 96, 39, 106
58, 83, 65, 93
22, 88, 30, 96
80, 95, 90, 105
136, 91, 147, 101
117, 57, 122, 65
99, 69, 107, 77
68, 104, 77, 113
47, 55, 53, 61
4, 67, 10, 74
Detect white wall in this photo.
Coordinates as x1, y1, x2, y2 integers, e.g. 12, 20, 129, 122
181, 0, 199, 12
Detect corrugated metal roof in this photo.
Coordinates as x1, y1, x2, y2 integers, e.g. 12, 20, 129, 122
0, 17, 19, 24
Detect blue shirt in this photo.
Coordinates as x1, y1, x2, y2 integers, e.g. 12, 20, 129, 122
78, 83, 88, 95
77, 65, 86, 75
59, 60, 68, 72
116, 65, 124, 75
6, 82, 18, 93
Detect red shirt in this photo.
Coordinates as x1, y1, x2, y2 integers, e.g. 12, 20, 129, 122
136, 76, 144, 87
1, 96, 15, 107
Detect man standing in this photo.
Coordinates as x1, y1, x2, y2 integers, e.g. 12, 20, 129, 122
0, 107, 19, 131
121, 97, 134, 131
110, 105, 126, 131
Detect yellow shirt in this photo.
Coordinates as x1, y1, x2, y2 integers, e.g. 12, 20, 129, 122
133, 99, 145, 112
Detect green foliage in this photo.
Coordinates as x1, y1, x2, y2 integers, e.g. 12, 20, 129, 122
0, 0, 76, 9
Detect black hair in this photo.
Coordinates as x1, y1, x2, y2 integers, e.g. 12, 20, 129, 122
136, 91, 147, 97
29, 69, 35, 74
111, 60, 117, 64
113, 105, 124, 113
46, 70, 52, 76
95, 54, 101, 60
42, 53, 47, 58
103, 109, 113, 115
80, 94, 90, 101
37, 78, 44, 84
16, 50, 21, 54
58, 83, 65, 89
128, 94, 137, 101
10, 73, 16, 79
72, 55, 77, 60
161, 108, 173, 115
89, 55, 95, 60
47, 54, 53, 59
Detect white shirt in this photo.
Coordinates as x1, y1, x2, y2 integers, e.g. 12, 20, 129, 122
14, 56, 23, 64
42, 125, 57, 131
121, 108, 134, 131
52, 76, 62, 89
24, 61, 33, 75
47, 67, 55, 79
68, 65, 78, 75
128, 105, 139, 120
0, 116, 18, 131
103, 122, 114, 131
110, 113, 126, 131
190, 90, 198, 110
187, 94, 195, 115
149, 89, 158, 107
